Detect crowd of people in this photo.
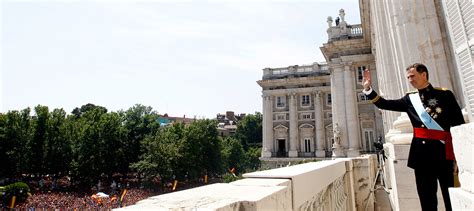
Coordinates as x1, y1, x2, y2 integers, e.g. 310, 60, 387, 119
14, 188, 152, 210
2, 173, 221, 210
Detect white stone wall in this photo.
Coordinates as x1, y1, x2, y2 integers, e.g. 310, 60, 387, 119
116, 156, 378, 211
449, 123, 474, 210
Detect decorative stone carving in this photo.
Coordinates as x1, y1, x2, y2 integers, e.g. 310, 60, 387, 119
297, 175, 347, 211
327, 16, 333, 27
333, 123, 341, 146
332, 123, 344, 157
339, 9, 345, 23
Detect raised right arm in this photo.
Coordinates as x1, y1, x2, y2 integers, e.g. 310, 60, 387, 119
363, 69, 408, 112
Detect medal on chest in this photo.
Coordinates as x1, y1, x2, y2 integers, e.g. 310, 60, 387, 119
425, 98, 442, 119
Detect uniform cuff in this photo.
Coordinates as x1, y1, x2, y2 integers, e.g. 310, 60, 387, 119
362, 87, 373, 95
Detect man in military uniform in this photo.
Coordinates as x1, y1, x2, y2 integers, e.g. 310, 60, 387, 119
362, 63, 465, 211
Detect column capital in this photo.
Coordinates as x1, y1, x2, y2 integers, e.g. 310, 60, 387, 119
343, 64, 352, 71
262, 93, 272, 99
342, 61, 353, 66
330, 64, 344, 73
313, 91, 322, 97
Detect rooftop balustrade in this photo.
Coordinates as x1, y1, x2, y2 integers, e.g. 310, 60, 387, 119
327, 24, 363, 42
262, 64, 330, 80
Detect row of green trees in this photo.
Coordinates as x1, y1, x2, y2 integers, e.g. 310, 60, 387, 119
0, 104, 262, 189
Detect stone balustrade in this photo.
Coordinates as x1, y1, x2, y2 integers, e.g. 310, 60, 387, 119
327, 24, 363, 42
262, 64, 330, 80
349, 24, 363, 37
115, 155, 379, 210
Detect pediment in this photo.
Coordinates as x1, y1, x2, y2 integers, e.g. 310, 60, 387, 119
299, 123, 314, 129
273, 124, 288, 130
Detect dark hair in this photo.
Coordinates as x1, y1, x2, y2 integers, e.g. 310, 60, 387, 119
406, 63, 429, 80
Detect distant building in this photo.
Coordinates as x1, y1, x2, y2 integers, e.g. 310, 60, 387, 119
157, 113, 196, 126
216, 111, 245, 137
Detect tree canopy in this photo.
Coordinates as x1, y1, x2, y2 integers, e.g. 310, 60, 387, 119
0, 104, 261, 189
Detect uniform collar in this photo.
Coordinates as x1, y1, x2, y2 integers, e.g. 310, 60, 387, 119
418, 83, 433, 94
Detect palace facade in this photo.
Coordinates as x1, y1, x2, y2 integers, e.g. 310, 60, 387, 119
258, 9, 383, 158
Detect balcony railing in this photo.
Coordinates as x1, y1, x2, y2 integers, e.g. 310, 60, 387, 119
327, 24, 363, 41
349, 24, 363, 37
116, 155, 378, 210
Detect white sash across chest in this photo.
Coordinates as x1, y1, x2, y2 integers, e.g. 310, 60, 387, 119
409, 93, 445, 144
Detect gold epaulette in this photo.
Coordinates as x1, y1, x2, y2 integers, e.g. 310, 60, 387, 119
406, 90, 418, 94
434, 87, 448, 91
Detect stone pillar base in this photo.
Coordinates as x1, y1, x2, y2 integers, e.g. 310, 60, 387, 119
346, 149, 360, 157
288, 150, 298, 158
262, 151, 272, 158
450, 122, 474, 209
315, 150, 326, 158
449, 188, 474, 210
384, 143, 445, 211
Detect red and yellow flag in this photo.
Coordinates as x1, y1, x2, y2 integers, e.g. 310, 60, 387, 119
120, 189, 128, 202
9, 196, 16, 208
172, 180, 178, 191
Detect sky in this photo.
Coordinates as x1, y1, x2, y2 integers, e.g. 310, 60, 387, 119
1, 0, 360, 119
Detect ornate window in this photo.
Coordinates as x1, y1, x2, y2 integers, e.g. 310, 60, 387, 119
357, 66, 366, 84
363, 130, 375, 152
276, 96, 286, 108
276, 114, 286, 121
326, 93, 332, 106
301, 95, 310, 106
301, 113, 312, 120
361, 120, 375, 152
358, 93, 369, 102
326, 112, 333, 118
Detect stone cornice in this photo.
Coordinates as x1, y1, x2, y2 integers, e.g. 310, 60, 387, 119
320, 39, 371, 61
257, 75, 330, 88
262, 87, 331, 95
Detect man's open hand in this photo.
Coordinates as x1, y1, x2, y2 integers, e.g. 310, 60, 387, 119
362, 69, 371, 91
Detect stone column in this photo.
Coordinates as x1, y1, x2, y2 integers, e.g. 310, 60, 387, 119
344, 64, 360, 157
261, 94, 273, 158
331, 64, 346, 157
368, 0, 458, 209
288, 92, 298, 157
314, 91, 326, 157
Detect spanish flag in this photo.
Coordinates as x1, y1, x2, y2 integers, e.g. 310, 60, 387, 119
172, 180, 178, 191
120, 189, 128, 202
9, 196, 16, 209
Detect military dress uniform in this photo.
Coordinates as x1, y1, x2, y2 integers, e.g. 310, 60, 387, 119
364, 84, 464, 211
